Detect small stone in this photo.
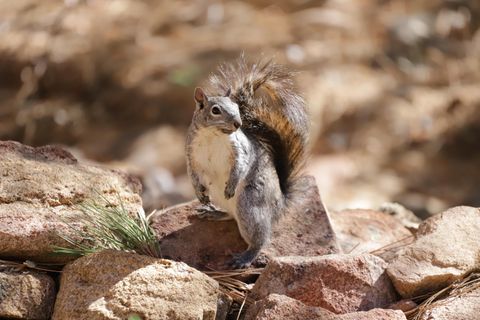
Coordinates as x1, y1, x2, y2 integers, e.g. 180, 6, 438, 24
0, 270, 56, 320
388, 299, 418, 313
387, 206, 480, 298
251, 254, 398, 314
378, 202, 421, 231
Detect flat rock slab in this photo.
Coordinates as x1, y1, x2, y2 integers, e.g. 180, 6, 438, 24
331, 209, 412, 255
151, 176, 340, 270
52, 250, 220, 320
251, 254, 398, 314
0, 270, 56, 320
0, 141, 143, 262
387, 206, 480, 298
245, 294, 407, 320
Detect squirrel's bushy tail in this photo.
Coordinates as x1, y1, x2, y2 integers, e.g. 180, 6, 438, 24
208, 56, 309, 212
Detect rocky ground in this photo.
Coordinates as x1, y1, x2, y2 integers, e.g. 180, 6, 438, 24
1, 0, 480, 319
1, 141, 480, 320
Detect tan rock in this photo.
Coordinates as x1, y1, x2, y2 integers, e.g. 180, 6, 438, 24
151, 176, 340, 270
418, 287, 480, 320
388, 299, 417, 313
52, 250, 220, 320
0, 270, 56, 320
378, 202, 421, 231
0, 141, 142, 262
331, 209, 412, 254
245, 294, 407, 320
251, 254, 398, 314
387, 206, 480, 298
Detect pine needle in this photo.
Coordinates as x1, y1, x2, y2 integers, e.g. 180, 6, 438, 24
405, 272, 480, 320
206, 268, 262, 306
0, 259, 63, 273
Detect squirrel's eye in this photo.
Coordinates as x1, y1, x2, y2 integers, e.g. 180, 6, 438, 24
211, 106, 221, 115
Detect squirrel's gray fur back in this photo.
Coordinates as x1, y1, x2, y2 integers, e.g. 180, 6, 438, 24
207, 57, 309, 212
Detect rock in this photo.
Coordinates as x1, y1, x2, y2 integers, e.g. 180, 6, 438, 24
245, 294, 407, 320
341, 308, 407, 320
378, 202, 422, 231
388, 299, 417, 313
150, 176, 339, 270
151, 200, 247, 270
331, 209, 412, 255
251, 254, 398, 314
265, 176, 340, 258
0, 141, 143, 262
0, 270, 56, 320
418, 286, 480, 320
52, 250, 220, 320
387, 206, 480, 298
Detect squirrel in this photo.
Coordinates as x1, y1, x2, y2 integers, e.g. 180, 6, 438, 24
185, 57, 309, 268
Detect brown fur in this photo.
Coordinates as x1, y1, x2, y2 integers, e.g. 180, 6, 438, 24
207, 57, 309, 208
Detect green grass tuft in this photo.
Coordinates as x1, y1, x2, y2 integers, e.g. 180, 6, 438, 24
54, 196, 161, 259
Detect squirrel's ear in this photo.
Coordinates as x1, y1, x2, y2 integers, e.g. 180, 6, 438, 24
194, 87, 206, 106
225, 88, 231, 97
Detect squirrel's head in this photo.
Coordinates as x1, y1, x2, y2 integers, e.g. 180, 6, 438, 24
193, 87, 242, 134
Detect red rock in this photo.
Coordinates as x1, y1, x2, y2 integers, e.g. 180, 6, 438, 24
245, 294, 407, 320
150, 176, 340, 270
331, 209, 412, 255
251, 254, 398, 314
151, 200, 247, 270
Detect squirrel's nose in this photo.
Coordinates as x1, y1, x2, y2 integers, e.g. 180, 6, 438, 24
233, 120, 241, 129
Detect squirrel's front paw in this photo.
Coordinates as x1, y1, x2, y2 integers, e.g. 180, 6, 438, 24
224, 185, 235, 199
197, 193, 210, 205
196, 204, 232, 221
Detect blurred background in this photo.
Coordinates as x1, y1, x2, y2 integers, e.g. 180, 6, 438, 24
1, 0, 479, 218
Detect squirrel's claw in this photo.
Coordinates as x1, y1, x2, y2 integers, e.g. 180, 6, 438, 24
196, 204, 232, 221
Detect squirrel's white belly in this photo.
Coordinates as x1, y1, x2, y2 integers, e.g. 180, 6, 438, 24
191, 127, 250, 218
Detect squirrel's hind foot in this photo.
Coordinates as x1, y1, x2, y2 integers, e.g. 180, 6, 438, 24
228, 248, 259, 269
196, 204, 233, 221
